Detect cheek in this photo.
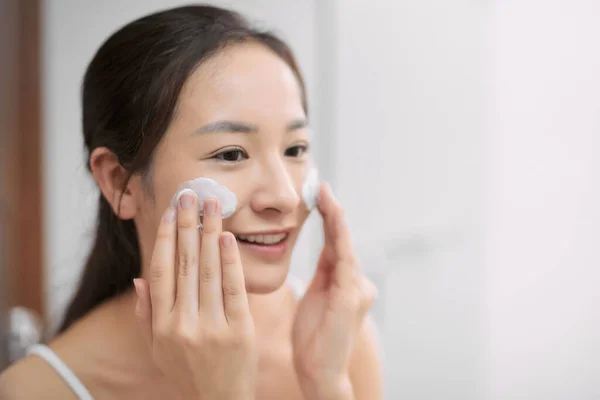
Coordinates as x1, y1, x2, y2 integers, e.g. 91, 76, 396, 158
297, 207, 310, 226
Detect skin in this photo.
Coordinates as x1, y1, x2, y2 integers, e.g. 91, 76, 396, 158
0, 42, 383, 399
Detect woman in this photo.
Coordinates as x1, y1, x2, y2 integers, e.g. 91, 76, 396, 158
0, 5, 382, 399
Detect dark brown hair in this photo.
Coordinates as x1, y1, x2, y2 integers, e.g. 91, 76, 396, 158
58, 4, 307, 333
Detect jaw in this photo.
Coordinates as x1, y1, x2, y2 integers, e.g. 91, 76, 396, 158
242, 260, 290, 294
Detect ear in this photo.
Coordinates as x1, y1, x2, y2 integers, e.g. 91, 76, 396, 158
89, 147, 137, 220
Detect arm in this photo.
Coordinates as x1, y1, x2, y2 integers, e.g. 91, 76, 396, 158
348, 315, 384, 400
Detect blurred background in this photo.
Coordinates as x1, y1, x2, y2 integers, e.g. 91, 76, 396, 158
2, 0, 600, 399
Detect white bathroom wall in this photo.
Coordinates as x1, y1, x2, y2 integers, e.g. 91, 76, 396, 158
324, 1, 488, 399
486, 1, 600, 399
42, 0, 320, 331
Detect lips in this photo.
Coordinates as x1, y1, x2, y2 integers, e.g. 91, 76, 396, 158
235, 232, 288, 245
229, 228, 294, 260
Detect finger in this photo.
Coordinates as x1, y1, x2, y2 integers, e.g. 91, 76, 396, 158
148, 206, 177, 323
306, 247, 334, 293
318, 183, 347, 250
199, 199, 225, 321
174, 189, 201, 315
317, 183, 336, 246
317, 183, 357, 285
220, 232, 250, 324
134, 278, 153, 347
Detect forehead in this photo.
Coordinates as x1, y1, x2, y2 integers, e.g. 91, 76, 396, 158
178, 42, 305, 122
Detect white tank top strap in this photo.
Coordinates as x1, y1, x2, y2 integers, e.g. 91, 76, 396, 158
27, 344, 94, 400
286, 275, 307, 299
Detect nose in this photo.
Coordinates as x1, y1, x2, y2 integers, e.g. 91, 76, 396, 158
251, 157, 300, 215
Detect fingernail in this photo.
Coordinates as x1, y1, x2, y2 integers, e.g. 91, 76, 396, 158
204, 199, 217, 216
221, 232, 233, 247
133, 278, 141, 296
179, 193, 195, 209
163, 207, 176, 222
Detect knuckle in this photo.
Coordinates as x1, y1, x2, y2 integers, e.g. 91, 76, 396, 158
178, 216, 198, 230
221, 255, 239, 273
169, 319, 199, 347
231, 324, 255, 348
199, 264, 217, 283
175, 328, 198, 348
348, 295, 362, 313
221, 254, 238, 270
357, 276, 377, 308
367, 279, 378, 297
343, 257, 359, 271
178, 253, 197, 277
222, 282, 242, 297
155, 230, 172, 243
149, 266, 164, 283
332, 289, 361, 313
203, 328, 225, 346
201, 223, 218, 235
153, 323, 171, 343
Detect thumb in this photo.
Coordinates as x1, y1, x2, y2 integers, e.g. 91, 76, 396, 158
133, 278, 153, 347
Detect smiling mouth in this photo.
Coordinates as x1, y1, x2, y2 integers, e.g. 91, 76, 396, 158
234, 232, 289, 245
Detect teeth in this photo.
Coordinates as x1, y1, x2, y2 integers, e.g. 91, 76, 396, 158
236, 233, 287, 244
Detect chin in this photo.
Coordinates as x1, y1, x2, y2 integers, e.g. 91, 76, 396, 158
242, 261, 290, 294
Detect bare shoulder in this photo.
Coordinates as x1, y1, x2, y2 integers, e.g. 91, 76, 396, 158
349, 315, 384, 400
0, 353, 78, 400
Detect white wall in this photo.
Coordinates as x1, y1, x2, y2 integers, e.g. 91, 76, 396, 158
42, 0, 320, 331
326, 1, 487, 398
487, 1, 600, 399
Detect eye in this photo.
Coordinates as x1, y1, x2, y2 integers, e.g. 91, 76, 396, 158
213, 148, 248, 162
285, 144, 309, 158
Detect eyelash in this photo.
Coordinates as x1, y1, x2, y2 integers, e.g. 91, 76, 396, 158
213, 147, 248, 162
285, 144, 309, 158
212, 144, 310, 162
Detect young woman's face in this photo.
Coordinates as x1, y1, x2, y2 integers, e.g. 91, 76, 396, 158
135, 43, 312, 293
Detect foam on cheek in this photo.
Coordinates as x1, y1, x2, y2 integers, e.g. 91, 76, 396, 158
171, 177, 237, 227
301, 167, 320, 210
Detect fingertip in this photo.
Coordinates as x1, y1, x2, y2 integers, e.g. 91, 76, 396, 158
133, 278, 142, 296
317, 182, 331, 212
220, 231, 235, 248
201, 198, 222, 234
175, 188, 198, 204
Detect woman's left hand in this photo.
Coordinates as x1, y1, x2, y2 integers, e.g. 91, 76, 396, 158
292, 183, 378, 400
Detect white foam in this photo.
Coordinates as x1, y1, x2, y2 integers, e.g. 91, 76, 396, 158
301, 167, 320, 210
171, 177, 237, 227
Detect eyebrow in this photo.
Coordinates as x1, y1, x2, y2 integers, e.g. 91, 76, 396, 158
192, 121, 258, 135
192, 118, 308, 135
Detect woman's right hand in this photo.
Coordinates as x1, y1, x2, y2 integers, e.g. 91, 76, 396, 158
133, 192, 257, 400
